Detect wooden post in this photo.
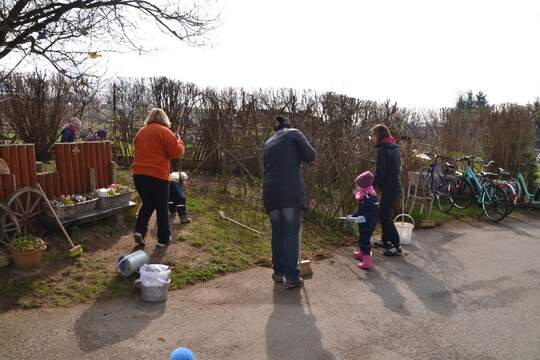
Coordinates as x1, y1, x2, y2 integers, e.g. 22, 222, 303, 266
8, 146, 20, 189
89, 168, 96, 191
18, 145, 29, 188
27, 145, 37, 187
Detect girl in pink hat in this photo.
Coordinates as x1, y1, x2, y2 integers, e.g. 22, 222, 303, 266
350, 171, 378, 270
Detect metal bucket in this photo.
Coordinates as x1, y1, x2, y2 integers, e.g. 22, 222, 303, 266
139, 264, 171, 303
141, 282, 170, 303
117, 250, 149, 277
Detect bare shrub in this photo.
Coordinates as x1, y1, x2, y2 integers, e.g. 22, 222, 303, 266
2, 72, 74, 160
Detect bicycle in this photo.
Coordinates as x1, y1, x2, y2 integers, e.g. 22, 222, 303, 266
510, 163, 540, 208
418, 153, 458, 213
449, 155, 511, 222
480, 161, 518, 215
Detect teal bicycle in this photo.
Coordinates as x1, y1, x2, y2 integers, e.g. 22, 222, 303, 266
508, 163, 540, 208
448, 155, 511, 222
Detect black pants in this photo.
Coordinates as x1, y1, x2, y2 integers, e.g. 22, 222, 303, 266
134, 175, 170, 244
379, 189, 401, 248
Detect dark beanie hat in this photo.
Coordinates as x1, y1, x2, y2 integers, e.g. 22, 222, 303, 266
274, 115, 291, 131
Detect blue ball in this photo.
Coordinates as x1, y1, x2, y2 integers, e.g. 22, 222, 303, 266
170, 347, 195, 360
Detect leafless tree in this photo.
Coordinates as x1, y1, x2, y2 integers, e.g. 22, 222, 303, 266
2, 71, 74, 160
108, 77, 148, 167
0, 0, 218, 78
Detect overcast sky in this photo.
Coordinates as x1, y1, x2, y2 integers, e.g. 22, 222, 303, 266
101, 0, 540, 108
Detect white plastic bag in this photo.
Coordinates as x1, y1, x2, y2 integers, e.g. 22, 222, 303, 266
139, 264, 171, 287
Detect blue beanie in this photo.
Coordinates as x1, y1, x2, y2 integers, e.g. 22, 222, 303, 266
170, 347, 195, 360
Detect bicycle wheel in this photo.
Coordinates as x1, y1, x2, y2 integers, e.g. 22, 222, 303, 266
499, 181, 516, 215
481, 183, 510, 222
450, 177, 474, 209
435, 179, 454, 213
421, 167, 434, 193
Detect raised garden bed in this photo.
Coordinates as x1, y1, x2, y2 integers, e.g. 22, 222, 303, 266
50, 194, 98, 220
96, 184, 133, 210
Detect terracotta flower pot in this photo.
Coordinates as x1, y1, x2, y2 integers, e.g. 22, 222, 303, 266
10, 243, 47, 269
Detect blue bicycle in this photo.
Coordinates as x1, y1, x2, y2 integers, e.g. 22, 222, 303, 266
447, 155, 511, 222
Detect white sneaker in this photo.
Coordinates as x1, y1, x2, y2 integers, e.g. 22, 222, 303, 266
156, 236, 172, 248
133, 232, 145, 246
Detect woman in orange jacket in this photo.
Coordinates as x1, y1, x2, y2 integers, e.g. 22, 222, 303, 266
132, 108, 185, 248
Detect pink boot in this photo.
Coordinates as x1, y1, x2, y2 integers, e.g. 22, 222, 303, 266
358, 254, 372, 271
352, 249, 363, 261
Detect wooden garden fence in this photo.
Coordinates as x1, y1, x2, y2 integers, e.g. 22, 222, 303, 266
0, 142, 114, 201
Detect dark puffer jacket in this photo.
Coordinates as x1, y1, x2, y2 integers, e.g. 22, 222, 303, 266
352, 194, 378, 232
373, 142, 401, 192
263, 128, 316, 212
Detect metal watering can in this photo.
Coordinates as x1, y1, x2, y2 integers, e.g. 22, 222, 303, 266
117, 250, 149, 277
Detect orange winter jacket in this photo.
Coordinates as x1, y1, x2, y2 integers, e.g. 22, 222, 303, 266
132, 123, 185, 181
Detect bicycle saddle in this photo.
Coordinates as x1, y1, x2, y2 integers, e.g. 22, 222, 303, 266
498, 168, 510, 176
480, 171, 498, 179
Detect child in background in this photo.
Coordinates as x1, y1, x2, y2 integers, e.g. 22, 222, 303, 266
350, 171, 378, 271
170, 347, 195, 360
86, 129, 108, 141
169, 171, 191, 224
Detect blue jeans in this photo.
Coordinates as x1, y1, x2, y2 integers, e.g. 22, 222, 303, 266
169, 182, 187, 216
269, 208, 302, 281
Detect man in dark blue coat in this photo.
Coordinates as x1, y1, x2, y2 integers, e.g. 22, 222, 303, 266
263, 115, 316, 288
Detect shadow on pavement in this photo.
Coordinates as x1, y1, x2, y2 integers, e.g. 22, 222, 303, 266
74, 280, 166, 352
265, 286, 336, 360
341, 225, 463, 317
381, 256, 458, 317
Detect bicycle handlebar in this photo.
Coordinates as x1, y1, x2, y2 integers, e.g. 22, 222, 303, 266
456, 154, 481, 163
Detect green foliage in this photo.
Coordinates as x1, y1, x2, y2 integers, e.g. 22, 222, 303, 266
456, 90, 489, 110
522, 151, 539, 190
11, 236, 45, 252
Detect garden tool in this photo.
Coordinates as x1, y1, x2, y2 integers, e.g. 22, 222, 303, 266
337, 215, 366, 223
36, 183, 83, 257
218, 211, 261, 234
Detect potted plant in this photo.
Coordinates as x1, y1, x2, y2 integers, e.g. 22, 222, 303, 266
51, 192, 98, 219
9, 235, 47, 269
96, 184, 133, 209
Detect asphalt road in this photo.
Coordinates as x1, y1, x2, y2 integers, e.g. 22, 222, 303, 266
1, 212, 540, 360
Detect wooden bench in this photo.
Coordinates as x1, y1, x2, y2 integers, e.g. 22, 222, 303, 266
40, 201, 137, 241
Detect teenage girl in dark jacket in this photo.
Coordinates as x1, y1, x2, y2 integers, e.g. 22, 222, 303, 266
371, 124, 402, 256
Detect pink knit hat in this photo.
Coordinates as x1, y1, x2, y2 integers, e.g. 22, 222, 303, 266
355, 171, 374, 188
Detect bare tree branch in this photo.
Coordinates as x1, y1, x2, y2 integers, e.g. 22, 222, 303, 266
1, 0, 218, 77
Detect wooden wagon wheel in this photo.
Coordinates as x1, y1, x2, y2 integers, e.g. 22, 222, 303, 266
7, 187, 46, 236
0, 202, 21, 244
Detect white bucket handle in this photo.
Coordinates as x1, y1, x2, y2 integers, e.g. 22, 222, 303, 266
394, 213, 415, 226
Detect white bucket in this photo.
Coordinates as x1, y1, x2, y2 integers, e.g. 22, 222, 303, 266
394, 214, 415, 245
